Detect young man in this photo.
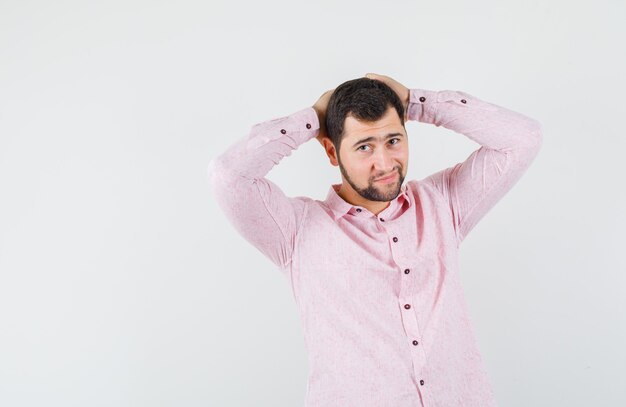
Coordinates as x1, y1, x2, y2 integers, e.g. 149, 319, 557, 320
207, 73, 543, 407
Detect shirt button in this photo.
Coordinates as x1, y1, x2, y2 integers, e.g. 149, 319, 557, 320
280, 129, 287, 134
412, 340, 419, 346
420, 379, 425, 386
392, 237, 398, 242
306, 123, 311, 129
419, 96, 426, 102
404, 269, 410, 274
461, 99, 467, 104
380, 218, 385, 222
404, 304, 411, 309
356, 208, 362, 212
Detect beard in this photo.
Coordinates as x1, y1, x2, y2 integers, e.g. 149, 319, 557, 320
337, 155, 405, 202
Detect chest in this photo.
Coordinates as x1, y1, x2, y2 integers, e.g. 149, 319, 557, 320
292, 199, 458, 303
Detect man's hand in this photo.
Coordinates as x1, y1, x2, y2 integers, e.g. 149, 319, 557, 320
312, 88, 334, 145
365, 73, 410, 122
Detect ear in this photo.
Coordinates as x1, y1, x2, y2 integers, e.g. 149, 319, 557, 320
321, 138, 340, 167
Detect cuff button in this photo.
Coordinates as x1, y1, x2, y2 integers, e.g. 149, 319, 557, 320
306, 123, 311, 129
280, 129, 287, 134
419, 96, 426, 102
461, 99, 467, 104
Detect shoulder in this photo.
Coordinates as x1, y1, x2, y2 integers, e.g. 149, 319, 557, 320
405, 178, 439, 196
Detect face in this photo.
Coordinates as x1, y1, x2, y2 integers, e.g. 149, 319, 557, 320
329, 105, 409, 202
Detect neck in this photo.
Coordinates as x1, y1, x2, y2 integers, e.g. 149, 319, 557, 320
337, 184, 391, 216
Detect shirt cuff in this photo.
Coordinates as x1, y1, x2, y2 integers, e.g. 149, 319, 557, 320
246, 106, 320, 150
406, 88, 439, 124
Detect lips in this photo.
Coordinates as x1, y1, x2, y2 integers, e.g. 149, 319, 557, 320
375, 172, 398, 182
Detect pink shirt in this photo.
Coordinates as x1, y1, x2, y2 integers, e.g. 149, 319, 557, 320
207, 88, 543, 406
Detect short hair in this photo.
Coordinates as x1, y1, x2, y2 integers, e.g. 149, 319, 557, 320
325, 77, 405, 151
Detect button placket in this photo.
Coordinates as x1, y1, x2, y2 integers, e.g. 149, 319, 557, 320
390, 229, 427, 388
398, 295, 426, 382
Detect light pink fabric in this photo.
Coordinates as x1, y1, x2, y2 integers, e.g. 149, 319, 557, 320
207, 88, 543, 406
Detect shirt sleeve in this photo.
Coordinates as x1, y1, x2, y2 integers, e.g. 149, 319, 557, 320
407, 88, 543, 245
207, 106, 320, 272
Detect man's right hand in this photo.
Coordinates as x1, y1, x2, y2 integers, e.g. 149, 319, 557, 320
312, 88, 335, 145
365, 73, 410, 122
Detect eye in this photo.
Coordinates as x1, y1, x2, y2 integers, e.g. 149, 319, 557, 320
356, 145, 370, 152
389, 138, 400, 145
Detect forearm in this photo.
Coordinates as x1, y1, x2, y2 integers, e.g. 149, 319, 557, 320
208, 106, 320, 181
406, 88, 543, 151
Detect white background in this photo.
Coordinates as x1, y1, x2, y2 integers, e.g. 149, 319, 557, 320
1, 0, 625, 406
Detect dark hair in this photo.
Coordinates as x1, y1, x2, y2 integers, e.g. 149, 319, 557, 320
325, 77, 405, 151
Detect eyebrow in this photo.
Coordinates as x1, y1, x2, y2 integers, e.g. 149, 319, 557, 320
352, 133, 404, 148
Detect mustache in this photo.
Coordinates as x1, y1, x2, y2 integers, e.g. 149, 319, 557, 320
373, 168, 401, 181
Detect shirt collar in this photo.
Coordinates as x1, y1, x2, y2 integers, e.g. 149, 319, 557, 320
324, 182, 410, 221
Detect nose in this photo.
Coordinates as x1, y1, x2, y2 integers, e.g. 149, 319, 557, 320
373, 148, 396, 175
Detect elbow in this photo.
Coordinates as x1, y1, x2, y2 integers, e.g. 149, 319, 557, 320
207, 156, 227, 190
523, 123, 543, 161
510, 119, 543, 162
207, 155, 247, 194
524, 117, 543, 151
531, 121, 543, 150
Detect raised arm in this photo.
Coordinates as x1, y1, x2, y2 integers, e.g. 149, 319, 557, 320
365, 73, 543, 244
207, 93, 329, 272
409, 87, 543, 244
